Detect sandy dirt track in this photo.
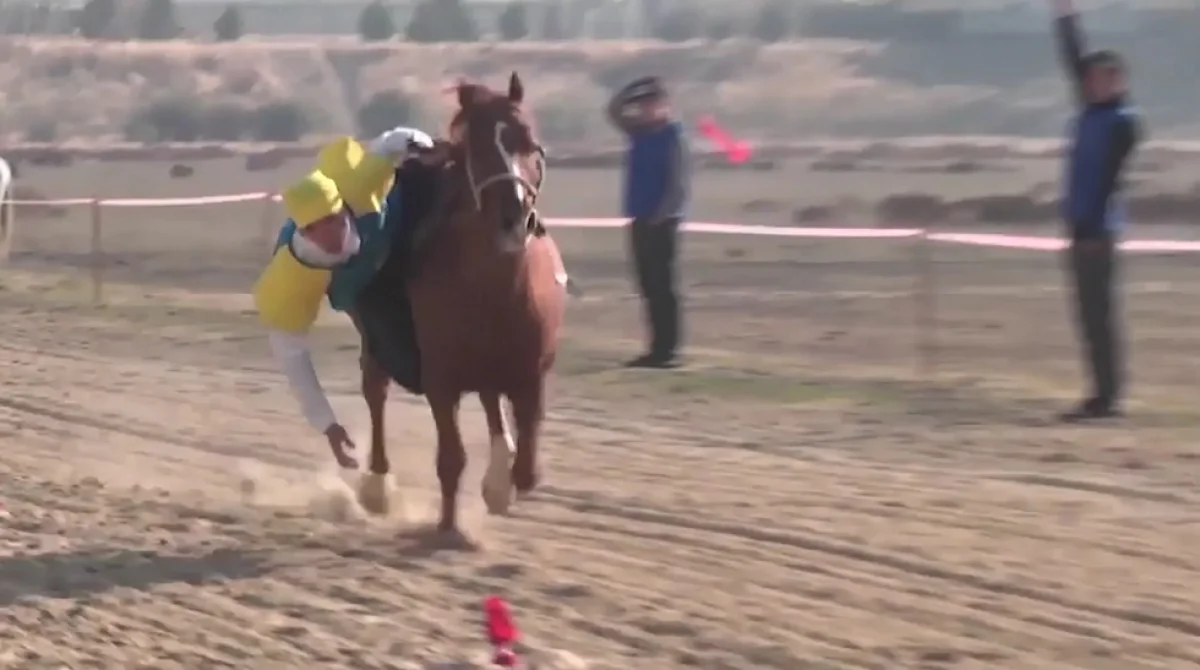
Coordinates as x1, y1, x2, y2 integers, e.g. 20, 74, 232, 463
2, 271, 1199, 668
1, 159, 1200, 668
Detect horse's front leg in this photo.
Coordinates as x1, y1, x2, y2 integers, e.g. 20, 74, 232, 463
479, 391, 515, 515
357, 352, 392, 515
510, 378, 545, 496
429, 389, 466, 532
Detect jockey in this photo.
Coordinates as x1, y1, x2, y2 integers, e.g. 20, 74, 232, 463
253, 127, 434, 468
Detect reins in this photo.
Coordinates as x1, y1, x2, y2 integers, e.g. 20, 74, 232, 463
450, 123, 546, 235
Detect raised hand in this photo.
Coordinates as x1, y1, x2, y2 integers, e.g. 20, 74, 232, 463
1051, 0, 1074, 17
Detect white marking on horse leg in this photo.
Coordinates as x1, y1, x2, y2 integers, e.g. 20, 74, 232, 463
481, 407, 515, 515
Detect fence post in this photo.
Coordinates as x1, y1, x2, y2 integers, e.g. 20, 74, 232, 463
89, 197, 103, 305
913, 228, 936, 378
0, 187, 12, 264
258, 192, 275, 256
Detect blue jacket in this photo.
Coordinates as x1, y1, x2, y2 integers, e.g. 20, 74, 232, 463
1055, 14, 1141, 241
621, 120, 690, 221
274, 175, 406, 312
1064, 103, 1138, 237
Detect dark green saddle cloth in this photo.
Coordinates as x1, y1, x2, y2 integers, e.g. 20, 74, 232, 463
352, 160, 442, 395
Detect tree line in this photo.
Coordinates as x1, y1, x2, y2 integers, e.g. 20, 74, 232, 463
73, 0, 799, 44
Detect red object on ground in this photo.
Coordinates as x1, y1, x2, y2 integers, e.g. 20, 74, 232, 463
697, 115, 752, 164
484, 596, 519, 667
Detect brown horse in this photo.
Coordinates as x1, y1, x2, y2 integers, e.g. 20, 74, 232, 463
359, 73, 567, 534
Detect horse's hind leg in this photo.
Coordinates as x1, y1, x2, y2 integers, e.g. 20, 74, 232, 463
358, 352, 392, 515
479, 391, 515, 515
510, 379, 545, 495
429, 390, 466, 532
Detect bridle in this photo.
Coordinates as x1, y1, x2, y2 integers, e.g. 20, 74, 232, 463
460, 120, 546, 234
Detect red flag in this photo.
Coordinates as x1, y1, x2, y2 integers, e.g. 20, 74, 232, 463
697, 115, 752, 164
484, 596, 519, 667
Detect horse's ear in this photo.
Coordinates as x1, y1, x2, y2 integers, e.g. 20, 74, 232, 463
508, 71, 524, 104
456, 83, 474, 110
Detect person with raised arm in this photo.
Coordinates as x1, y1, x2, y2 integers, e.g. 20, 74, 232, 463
606, 76, 691, 369
1050, 0, 1141, 421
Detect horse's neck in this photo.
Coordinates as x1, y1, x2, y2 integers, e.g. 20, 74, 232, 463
423, 217, 526, 288
422, 160, 518, 270
438, 215, 507, 263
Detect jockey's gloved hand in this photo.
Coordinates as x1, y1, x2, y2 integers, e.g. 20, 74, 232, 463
368, 127, 434, 163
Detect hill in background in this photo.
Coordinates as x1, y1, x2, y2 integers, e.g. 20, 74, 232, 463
1, 34, 1196, 146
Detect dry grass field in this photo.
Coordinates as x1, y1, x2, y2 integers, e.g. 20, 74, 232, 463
1, 153, 1199, 669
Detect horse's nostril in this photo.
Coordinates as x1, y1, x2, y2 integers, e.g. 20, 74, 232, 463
502, 210, 528, 229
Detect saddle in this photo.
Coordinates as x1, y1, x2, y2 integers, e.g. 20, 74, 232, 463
351, 160, 440, 395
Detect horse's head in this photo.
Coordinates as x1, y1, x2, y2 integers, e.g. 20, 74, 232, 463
448, 72, 544, 253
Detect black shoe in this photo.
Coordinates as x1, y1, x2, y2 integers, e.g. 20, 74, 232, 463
1059, 397, 1121, 423
624, 353, 681, 369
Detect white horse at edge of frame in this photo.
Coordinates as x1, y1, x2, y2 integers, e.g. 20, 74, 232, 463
0, 157, 13, 261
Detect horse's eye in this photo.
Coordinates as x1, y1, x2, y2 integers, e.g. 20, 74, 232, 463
504, 125, 534, 154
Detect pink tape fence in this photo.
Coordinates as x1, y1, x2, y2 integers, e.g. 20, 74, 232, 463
6, 190, 1200, 253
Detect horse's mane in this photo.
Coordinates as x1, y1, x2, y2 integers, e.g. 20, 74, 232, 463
446, 83, 494, 138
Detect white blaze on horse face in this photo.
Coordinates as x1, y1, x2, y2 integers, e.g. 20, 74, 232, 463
493, 122, 525, 203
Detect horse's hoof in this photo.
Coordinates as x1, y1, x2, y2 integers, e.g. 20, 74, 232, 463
513, 464, 539, 495
435, 526, 482, 551
357, 472, 391, 516
482, 477, 513, 515
481, 435, 514, 515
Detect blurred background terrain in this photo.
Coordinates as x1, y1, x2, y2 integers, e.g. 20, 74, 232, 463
1, 0, 1197, 145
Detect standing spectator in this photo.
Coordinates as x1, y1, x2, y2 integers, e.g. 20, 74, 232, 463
1051, 0, 1141, 420
606, 76, 691, 369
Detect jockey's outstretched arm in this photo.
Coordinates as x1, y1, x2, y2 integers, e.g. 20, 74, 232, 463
268, 329, 337, 432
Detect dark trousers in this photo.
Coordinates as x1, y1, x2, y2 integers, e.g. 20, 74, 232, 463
629, 217, 682, 357
1067, 235, 1122, 405
353, 281, 422, 395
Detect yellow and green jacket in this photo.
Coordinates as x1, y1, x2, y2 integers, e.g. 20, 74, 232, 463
253, 137, 395, 334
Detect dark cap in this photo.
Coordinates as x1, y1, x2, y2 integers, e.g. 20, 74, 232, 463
625, 76, 667, 102
1083, 49, 1125, 72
